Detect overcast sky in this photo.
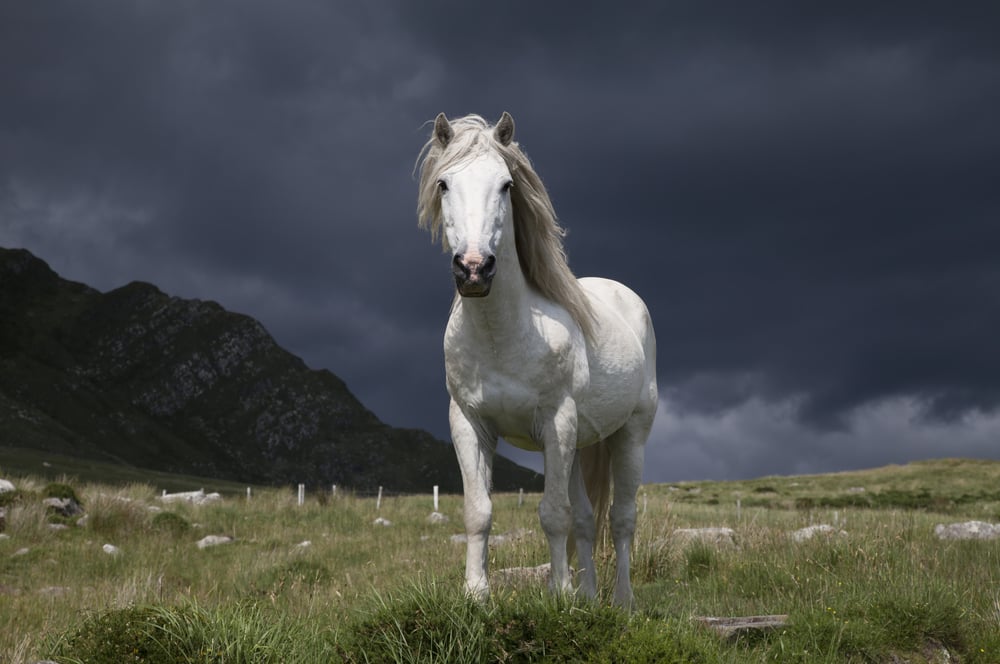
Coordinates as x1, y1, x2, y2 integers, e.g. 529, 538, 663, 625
2, 2, 998, 483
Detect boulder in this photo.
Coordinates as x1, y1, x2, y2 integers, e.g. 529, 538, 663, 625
494, 563, 551, 587
427, 511, 449, 524
934, 521, 1000, 540
0, 479, 15, 493
373, 517, 392, 527
196, 535, 234, 549
102, 544, 121, 555
790, 525, 848, 543
671, 527, 737, 548
451, 528, 534, 546
42, 497, 84, 518
160, 489, 222, 505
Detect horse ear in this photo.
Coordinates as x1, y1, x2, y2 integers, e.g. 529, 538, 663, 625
494, 111, 515, 146
434, 113, 453, 147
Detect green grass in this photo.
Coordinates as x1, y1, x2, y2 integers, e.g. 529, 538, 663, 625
1, 459, 999, 662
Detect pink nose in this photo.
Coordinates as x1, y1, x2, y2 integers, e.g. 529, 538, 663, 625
452, 252, 497, 295
452, 252, 497, 283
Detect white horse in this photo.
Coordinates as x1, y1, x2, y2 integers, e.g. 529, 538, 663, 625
416, 112, 657, 607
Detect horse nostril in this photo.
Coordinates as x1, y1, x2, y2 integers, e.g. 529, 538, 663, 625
481, 254, 497, 278
452, 253, 470, 278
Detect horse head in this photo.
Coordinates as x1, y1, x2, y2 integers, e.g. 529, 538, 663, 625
429, 112, 516, 298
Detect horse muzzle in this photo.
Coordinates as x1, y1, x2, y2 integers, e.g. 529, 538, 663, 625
452, 252, 497, 297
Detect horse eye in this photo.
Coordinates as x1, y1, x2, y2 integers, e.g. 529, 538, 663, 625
502, 180, 513, 193
437, 179, 448, 193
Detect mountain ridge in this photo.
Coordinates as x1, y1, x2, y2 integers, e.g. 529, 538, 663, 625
0, 247, 543, 492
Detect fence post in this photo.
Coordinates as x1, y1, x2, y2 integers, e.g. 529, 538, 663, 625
246, 487, 251, 502
377, 486, 383, 511
297, 483, 305, 506
332, 484, 337, 498
518, 488, 524, 508
433, 485, 439, 512
736, 498, 742, 521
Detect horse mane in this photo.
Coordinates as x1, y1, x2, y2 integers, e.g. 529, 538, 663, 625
416, 114, 595, 340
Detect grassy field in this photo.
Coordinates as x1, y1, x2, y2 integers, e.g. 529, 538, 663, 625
1, 458, 999, 662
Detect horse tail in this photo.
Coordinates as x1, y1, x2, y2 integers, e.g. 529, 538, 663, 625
568, 439, 612, 563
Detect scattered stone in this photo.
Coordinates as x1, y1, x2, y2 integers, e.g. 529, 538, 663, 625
427, 511, 449, 524
102, 544, 121, 555
0, 479, 15, 493
0, 533, 9, 540
13, 547, 30, 557
934, 521, 1000, 540
295, 540, 312, 548
494, 563, 551, 586
160, 489, 222, 505
790, 524, 848, 542
76, 514, 89, 527
919, 638, 954, 664
671, 527, 737, 548
42, 497, 84, 518
695, 615, 789, 641
846, 486, 866, 494
373, 517, 392, 527
38, 586, 71, 597
196, 535, 234, 549
451, 528, 534, 546
48, 523, 70, 531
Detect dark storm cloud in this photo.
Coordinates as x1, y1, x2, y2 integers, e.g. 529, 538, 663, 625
2, 2, 999, 480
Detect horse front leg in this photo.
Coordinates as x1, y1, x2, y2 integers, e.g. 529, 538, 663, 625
538, 394, 578, 595
449, 399, 496, 600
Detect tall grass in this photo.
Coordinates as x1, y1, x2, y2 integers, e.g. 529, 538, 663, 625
1, 460, 999, 661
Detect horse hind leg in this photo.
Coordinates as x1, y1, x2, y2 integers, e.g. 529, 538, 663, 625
569, 451, 597, 598
606, 412, 654, 609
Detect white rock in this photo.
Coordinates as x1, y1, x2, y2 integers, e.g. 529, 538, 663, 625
160, 489, 222, 505
13, 547, 30, 556
0, 479, 15, 493
295, 540, 312, 548
196, 535, 234, 549
427, 511, 449, 524
373, 517, 392, 527
790, 525, 848, 542
672, 527, 737, 548
102, 544, 121, 555
0, 534, 10, 540
451, 528, 534, 545
934, 521, 1000, 540
494, 563, 551, 586
48, 523, 70, 531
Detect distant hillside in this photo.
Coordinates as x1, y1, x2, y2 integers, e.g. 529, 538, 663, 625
0, 247, 543, 492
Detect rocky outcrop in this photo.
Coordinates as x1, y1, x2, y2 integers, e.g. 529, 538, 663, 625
0, 247, 543, 492
934, 521, 1000, 540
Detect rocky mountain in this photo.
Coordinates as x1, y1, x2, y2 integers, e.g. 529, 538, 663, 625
0, 247, 543, 492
